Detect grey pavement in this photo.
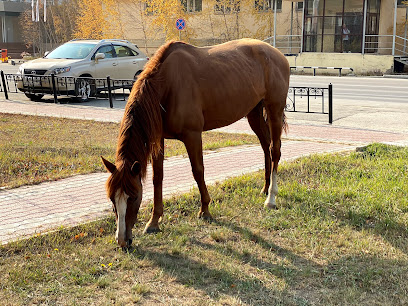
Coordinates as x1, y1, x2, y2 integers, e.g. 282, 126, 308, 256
1, 80, 408, 245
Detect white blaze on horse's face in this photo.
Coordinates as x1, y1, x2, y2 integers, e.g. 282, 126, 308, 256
115, 189, 129, 248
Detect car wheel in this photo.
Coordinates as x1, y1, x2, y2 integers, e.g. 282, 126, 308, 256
128, 71, 142, 92
25, 93, 44, 101
134, 71, 142, 79
75, 78, 92, 102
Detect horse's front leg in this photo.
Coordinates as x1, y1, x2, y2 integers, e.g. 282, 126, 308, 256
182, 131, 212, 219
144, 138, 164, 234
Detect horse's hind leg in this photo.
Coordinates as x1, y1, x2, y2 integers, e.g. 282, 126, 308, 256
247, 102, 271, 195
264, 105, 285, 209
182, 131, 212, 219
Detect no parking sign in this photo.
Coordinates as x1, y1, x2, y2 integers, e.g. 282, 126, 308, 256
176, 18, 186, 31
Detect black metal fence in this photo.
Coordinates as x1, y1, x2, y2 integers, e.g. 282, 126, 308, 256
0, 71, 133, 108
1, 71, 333, 123
286, 85, 333, 124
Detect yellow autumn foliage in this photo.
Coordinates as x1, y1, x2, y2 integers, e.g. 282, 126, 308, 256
145, 0, 189, 41
74, 0, 123, 39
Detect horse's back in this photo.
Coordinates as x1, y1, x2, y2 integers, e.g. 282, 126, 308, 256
159, 39, 290, 132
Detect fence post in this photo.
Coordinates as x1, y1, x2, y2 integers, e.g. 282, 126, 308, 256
51, 74, 58, 104
328, 83, 333, 124
107, 76, 113, 108
1, 70, 9, 100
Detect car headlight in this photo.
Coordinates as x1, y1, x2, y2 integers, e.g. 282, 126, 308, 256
53, 67, 71, 75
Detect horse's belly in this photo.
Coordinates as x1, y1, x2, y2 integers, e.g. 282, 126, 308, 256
203, 119, 238, 131
202, 95, 260, 131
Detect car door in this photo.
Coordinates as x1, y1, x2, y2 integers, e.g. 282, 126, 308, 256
92, 44, 120, 79
113, 44, 146, 79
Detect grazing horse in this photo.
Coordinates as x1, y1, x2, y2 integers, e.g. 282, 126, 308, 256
102, 38, 290, 248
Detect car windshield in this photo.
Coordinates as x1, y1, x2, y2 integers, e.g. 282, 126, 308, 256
45, 43, 97, 59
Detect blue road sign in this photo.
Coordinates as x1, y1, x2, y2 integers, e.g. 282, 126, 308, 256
176, 18, 186, 31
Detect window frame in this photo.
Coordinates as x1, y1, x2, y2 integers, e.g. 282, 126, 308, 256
214, 0, 240, 14
254, 0, 282, 12
182, 0, 203, 13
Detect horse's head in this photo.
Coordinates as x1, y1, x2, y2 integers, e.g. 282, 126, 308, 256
101, 157, 142, 248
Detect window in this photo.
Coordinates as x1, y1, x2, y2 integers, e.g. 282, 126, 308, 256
114, 45, 138, 57
398, 0, 408, 7
215, 0, 240, 14
255, 0, 282, 11
296, 2, 303, 11
182, 0, 202, 12
95, 45, 114, 59
303, 0, 380, 53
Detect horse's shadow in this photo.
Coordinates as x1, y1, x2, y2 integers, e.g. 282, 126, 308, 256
128, 215, 407, 304
333, 205, 408, 255
128, 220, 321, 304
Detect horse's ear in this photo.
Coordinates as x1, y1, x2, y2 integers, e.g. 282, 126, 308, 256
131, 161, 141, 176
101, 156, 116, 174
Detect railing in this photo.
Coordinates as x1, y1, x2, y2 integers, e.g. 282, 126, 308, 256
364, 35, 408, 56
0, 71, 133, 108
286, 84, 333, 124
290, 66, 353, 77
262, 34, 408, 57
1, 71, 333, 124
263, 35, 302, 54
395, 35, 408, 56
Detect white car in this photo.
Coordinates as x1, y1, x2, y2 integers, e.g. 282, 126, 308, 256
17, 39, 149, 101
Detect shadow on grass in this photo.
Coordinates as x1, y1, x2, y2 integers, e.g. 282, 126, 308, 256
127, 215, 408, 305
128, 221, 321, 305
333, 206, 408, 255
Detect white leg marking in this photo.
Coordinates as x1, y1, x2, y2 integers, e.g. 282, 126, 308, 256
264, 170, 278, 209
115, 190, 128, 247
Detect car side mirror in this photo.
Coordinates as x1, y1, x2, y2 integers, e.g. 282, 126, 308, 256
95, 53, 105, 63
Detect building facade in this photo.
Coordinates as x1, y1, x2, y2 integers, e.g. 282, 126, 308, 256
1, 0, 407, 73
116, 0, 407, 57
0, 0, 29, 43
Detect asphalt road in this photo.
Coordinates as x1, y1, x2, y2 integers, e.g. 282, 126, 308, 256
1, 63, 407, 132
290, 75, 408, 104
2, 63, 406, 104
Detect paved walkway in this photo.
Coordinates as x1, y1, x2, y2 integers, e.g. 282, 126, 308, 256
1, 98, 408, 245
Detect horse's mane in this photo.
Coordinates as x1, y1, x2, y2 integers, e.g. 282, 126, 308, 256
115, 40, 183, 179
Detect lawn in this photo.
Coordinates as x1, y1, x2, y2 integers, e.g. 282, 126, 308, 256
0, 113, 258, 189
1, 144, 407, 305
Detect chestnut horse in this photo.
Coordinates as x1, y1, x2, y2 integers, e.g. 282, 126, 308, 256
102, 38, 290, 248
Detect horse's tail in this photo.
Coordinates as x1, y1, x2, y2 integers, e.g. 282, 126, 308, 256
262, 106, 288, 135
282, 112, 288, 134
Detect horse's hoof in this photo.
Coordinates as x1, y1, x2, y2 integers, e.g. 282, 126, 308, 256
264, 202, 278, 210
198, 211, 213, 221
143, 225, 161, 234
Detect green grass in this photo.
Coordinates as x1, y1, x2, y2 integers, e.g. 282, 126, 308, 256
0, 113, 258, 189
1, 144, 407, 305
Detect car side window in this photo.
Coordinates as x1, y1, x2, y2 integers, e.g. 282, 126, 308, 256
114, 45, 138, 57
95, 45, 114, 59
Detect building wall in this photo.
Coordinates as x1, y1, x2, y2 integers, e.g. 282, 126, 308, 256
0, 0, 28, 43
118, 0, 303, 55
286, 52, 394, 75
